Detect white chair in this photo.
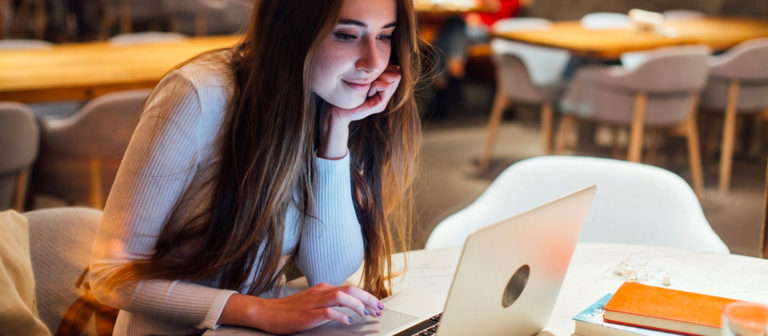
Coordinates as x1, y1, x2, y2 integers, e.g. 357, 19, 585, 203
109, 31, 187, 45
0, 103, 38, 211
478, 18, 570, 170
25, 207, 103, 336
580, 12, 632, 30
425, 156, 729, 254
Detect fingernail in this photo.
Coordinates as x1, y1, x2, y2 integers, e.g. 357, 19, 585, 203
364, 309, 370, 316
377, 302, 385, 310
376, 311, 382, 317
348, 316, 354, 324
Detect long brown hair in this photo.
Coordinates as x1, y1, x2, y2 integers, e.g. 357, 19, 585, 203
108, 0, 428, 299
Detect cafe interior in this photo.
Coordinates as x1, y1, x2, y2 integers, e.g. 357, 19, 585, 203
1, 0, 768, 335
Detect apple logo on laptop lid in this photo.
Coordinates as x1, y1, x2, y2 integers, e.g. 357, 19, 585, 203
502, 264, 530, 308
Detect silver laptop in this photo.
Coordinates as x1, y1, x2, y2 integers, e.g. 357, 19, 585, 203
207, 186, 596, 336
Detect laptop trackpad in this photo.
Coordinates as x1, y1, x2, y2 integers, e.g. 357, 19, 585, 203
296, 308, 418, 336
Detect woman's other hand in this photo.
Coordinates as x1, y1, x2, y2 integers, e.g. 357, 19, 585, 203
218, 283, 385, 335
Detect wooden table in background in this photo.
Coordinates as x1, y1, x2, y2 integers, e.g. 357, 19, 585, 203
0, 35, 241, 103
493, 18, 768, 60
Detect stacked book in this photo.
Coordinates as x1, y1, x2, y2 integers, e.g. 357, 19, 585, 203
573, 282, 740, 336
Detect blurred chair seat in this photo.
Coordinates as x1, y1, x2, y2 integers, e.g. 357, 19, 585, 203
0, 103, 39, 211
699, 38, 768, 193
555, 45, 711, 196
478, 18, 571, 171
32, 89, 150, 209
25, 207, 103, 336
0, 39, 53, 50
580, 12, 632, 30
662, 9, 706, 21
109, 31, 187, 45
425, 156, 729, 254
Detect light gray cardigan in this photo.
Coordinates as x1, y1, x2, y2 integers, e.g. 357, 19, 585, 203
89, 50, 365, 335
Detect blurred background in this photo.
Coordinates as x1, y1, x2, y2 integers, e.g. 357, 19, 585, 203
1, 0, 767, 257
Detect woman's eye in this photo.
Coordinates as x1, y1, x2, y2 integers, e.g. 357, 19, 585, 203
378, 35, 393, 41
333, 32, 357, 40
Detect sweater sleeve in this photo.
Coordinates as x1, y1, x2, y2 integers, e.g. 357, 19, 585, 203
89, 71, 235, 331
296, 154, 365, 287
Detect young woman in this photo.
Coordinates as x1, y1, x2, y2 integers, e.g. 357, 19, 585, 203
88, 0, 428, 334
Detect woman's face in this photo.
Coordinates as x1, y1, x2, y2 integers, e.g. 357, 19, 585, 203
310, 0, 397, 109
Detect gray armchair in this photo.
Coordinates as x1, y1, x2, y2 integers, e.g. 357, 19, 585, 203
25, 207, 102, 336
478, 18, 570, 171
700, 38, 768, 193
556, 45, 710, 196
33, 89, 150, 208
0, 103, 38, 211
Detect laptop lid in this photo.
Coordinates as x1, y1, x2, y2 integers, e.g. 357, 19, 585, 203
436, 185, 596, 336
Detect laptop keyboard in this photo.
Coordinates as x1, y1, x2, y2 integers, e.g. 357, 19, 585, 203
393, 313, 442, 336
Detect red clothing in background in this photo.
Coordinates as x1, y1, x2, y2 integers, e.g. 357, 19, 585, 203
476, 0, 520, 26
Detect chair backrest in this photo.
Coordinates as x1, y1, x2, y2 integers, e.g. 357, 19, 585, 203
25, 207, 102, 336
580, 12, 631, 30
0, 39, 53, 50
109, 32, 187, 45
613, 45, 710, 93
662, 9, 705, 21
709, 38, 768, 81
425, 156, 729, 254
490, 18, 570, 89
40, 89, 150, 159
0, 103, 39, 210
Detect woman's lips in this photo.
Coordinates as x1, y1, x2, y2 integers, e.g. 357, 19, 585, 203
342, 80, 371, 92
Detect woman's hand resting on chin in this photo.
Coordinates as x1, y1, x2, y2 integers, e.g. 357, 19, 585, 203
317, 64, 402, 159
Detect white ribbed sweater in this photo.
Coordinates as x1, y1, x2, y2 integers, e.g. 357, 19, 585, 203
89, 50, 365, 335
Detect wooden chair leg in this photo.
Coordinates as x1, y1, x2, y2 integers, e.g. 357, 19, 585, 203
13, 170, 28, 212
685, 94, 704, 197
0, 0, 5, 38
33, 0, 45, 39
555, 115, 574, 154
761, 159, 768, 259
89, 158, 104, 209
541, 102, 553, 155
195, 12, 207, 36
646, 130, 660, 165
627, 92, 647, 163
119, 0, 131, 34
719, 80, 740, 194
477, 85, 507, 171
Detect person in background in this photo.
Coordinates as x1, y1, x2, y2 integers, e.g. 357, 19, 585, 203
431, 0, 520, 119
88, 0, 429, 334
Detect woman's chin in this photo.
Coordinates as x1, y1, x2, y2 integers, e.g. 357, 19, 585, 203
329, 96, 366, 110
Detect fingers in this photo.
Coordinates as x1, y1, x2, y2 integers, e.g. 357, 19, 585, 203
337, 285, 384, 316
326, 290, 368, 318
313, 307, 354, 326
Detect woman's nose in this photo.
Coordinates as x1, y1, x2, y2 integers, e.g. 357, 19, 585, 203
355, 37, 385, 73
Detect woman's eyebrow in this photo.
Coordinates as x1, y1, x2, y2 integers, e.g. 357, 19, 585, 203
337, 19, 397, 29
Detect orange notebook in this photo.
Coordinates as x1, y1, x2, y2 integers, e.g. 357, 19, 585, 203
603, 282, 739, 336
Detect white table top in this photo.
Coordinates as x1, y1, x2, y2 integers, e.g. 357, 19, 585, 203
350, 242, 768, 336
208, 243, 768, 335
